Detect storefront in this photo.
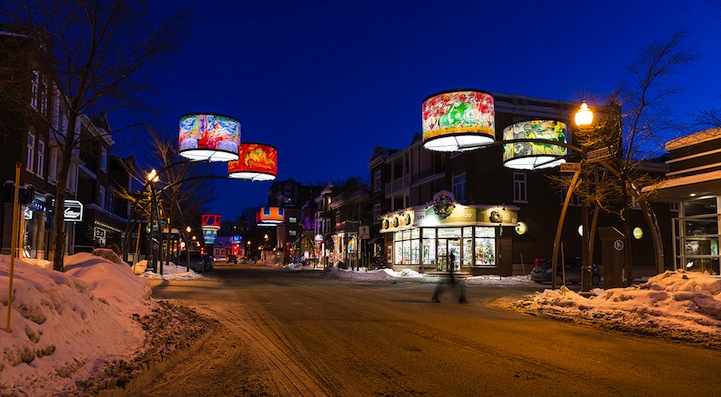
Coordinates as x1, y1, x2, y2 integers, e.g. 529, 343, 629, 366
380, 203, 518, 275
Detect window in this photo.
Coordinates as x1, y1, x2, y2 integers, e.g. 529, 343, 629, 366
30, 70, 39, 109
49, 148, 58, 183
373, 169, 381, 192
373, 203, 381, 224
513, 172, 527, 203
26, 129, 36, 172
98, 186, 105, 208
100, 147, 107, 172
452, 173, 467, 203
39, 77, 48, 114
107, 192, 115, 213
36, 140, 45, 177
670, 202, 679, 212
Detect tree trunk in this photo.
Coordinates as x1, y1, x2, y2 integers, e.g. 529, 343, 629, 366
51, 113, 78, 272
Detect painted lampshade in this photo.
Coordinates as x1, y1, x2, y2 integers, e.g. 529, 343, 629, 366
228, 143, 277, 181
178, 113, 240, 161
422, 89, 495, 152
502, 120, 568, 169
202, 228, 218, 244
201, 214, 222, 229
256, 207, 284, 226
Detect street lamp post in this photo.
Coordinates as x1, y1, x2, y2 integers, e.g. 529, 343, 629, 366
185, 226, 191, 271
146, 169, 163, 275
575, 101, 594, 293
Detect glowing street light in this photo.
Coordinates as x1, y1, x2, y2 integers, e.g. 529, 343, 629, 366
575, 101, 594, 127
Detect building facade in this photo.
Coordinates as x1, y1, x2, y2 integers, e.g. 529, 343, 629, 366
372, 92, 672, 277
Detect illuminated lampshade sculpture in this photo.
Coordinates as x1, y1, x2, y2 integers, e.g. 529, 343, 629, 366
502, 120, 568, 170
422, 89, 495, 152
256, 207, 284, 226
178, 113, 240, 161
228, 143, 277, 181
201, 214, 222, 244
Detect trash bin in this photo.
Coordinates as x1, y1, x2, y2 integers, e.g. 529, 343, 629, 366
597, 227, 626, 288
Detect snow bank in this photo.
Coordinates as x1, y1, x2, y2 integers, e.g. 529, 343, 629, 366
0, 253, 153, 396
513, 270, 721, 342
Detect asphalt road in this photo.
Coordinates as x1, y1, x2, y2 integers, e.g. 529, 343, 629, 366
140, 264, 721, 397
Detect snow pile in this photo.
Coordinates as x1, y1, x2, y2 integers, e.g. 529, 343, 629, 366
0, 253, 153, 396
467, 274, 532, 285
512, 269, 721, 345
138, 260, 205, 280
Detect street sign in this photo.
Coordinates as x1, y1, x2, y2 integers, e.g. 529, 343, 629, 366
587, 147, 612, 163
359, 226, 370, 239
560, 162, 581, 173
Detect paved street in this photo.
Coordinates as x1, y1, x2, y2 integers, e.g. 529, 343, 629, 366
140, 264, 721, 396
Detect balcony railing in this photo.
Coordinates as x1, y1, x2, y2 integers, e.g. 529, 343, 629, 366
385, 174, 410, 195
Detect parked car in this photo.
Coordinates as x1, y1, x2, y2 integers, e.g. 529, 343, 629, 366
187, 251, 213, 273
530, 258, 601, 286
227, 254, 238, 264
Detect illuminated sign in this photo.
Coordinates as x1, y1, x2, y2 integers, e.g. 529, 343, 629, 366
228, 143, 277, 181
257, 207, 284, 226
63, 200, 84, 222
422, 90, 495, 152
178, 113, 240, 162
201, 214, 222, 229
502, 120, 568, 170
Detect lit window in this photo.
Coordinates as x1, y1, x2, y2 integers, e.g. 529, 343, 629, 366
49, 147, 58, 182
100, 147, 107, 172
452, 173, 467, 203
30, 70, 39, 109
26, 129, 36, 172
98, 186, 105, 208
513, 173, 527, 203
374, 169, 381, 192
36, 140, 45, 177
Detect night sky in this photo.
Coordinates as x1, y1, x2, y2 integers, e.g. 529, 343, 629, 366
112, 0, 721, 221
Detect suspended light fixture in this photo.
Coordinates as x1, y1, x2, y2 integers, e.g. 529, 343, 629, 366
228, 143, 277, 181
502, 120, 568, 170
422, 89, 495, 152
178, 113, 240, 161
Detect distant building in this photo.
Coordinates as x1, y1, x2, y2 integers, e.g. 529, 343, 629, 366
267, 178, 323, 208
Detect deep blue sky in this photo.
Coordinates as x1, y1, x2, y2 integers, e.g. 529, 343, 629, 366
113, 0, 721, 221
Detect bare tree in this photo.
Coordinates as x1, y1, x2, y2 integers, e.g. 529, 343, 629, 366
555, 30, 696, 284
0, 1, 187, 271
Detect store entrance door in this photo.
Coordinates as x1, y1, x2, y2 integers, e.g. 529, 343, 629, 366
436, 238, 460, 272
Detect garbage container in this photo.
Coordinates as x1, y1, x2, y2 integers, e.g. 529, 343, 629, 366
597, 227, 626, 288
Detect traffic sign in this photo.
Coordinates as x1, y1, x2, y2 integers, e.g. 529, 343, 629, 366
587, 147, 612, 162
560, 162, 581, 173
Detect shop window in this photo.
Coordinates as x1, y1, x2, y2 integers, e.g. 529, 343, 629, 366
452, 173, 467, 203
670, 202, 679, 212
513, 172, 527, 203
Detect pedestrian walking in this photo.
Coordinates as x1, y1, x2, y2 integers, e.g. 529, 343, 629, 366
432, 251, 467, 303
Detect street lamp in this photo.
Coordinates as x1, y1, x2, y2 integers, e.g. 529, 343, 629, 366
146, 169, 164, 274
575, 101, 594, 127
184, 226, 191, 271
575, 102, 594, 293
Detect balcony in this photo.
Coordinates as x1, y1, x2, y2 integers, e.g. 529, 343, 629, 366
385, 174, 410, 195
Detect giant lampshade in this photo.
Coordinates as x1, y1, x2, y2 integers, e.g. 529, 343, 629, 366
422, 89, 495, 152
502, 120, 568, 169
178, 113, 240, 161
201, 213, 221, 244
228, 143, 277, 181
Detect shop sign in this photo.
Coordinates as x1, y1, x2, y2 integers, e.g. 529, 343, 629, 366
63, 200, 84, 222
